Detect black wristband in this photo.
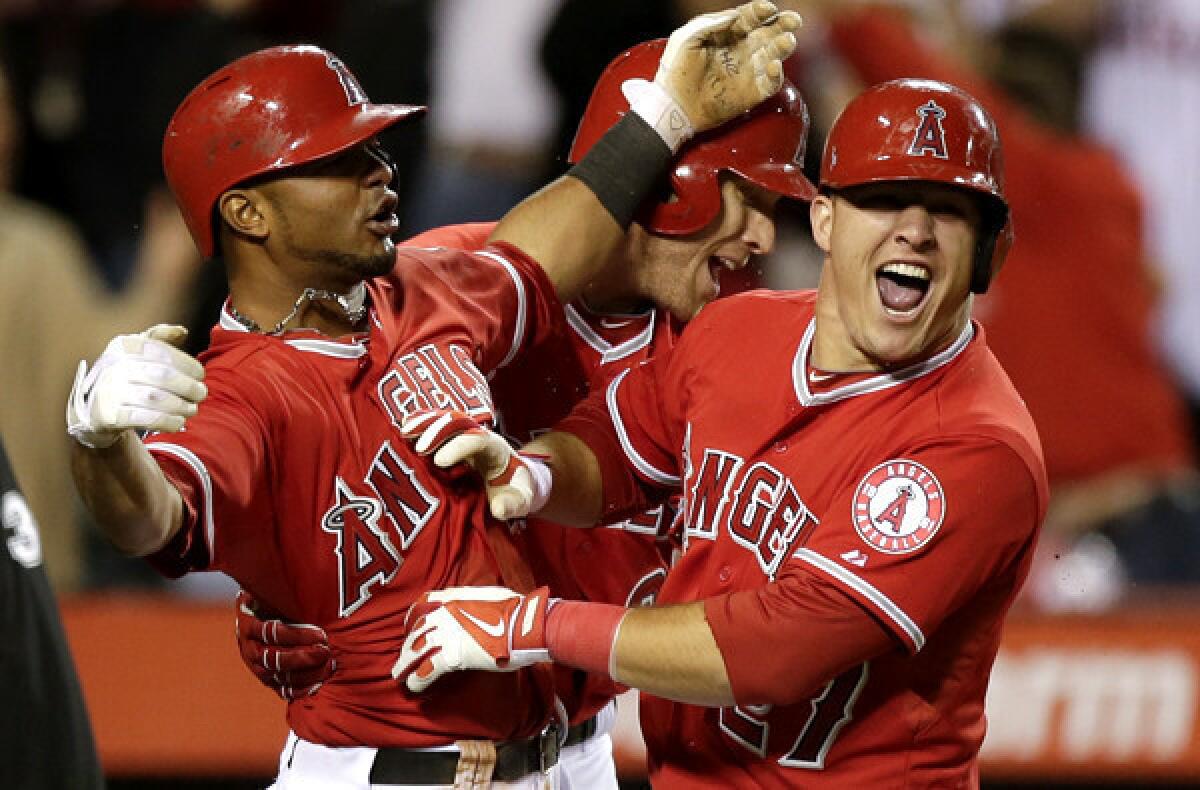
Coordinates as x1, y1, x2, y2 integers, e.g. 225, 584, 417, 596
568, 113, 674, 229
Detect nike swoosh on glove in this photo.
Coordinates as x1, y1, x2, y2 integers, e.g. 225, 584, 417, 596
392, 586, 552, 693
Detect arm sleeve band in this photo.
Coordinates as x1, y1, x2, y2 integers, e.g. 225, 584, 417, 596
545, 600, 627, 680
567, 113, 673, 229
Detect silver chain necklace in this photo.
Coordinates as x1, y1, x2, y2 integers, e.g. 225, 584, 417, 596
229, 284, 368, 335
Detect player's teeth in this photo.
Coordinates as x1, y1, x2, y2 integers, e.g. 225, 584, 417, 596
880, 263, 929, 280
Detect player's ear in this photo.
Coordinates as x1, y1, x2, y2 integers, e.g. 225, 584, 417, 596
217, 188, 269, 246
810, 194, 833, 254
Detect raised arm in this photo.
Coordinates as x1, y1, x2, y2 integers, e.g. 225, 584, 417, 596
66, 324, 207, 556
490, 0, 802, 302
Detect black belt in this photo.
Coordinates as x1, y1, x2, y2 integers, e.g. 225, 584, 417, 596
368, 728, 559, 785
562, 713, 600, 749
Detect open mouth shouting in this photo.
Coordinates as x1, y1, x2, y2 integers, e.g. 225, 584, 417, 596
876, 261, 931, 318
706, 254, 748, 298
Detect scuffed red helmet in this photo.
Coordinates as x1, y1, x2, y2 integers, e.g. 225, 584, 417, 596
569, 39, 815, 236
820, 78, 1012, 294
163, 45, 425, 258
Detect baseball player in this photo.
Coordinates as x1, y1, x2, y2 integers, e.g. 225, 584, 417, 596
392, 79, 1049, 788
0, 435, 103, 789
234, 38, 816, 790
64, 4, 802, 789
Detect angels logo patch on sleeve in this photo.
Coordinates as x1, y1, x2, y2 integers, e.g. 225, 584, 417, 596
852, 459, 945, 554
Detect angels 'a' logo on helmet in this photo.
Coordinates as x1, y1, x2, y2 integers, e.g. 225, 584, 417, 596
852, 459, 945, 555
908, 100, 949, 160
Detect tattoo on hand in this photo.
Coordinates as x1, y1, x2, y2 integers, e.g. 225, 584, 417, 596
719, 49, 739, 76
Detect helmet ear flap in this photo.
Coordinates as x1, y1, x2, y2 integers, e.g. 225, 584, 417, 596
970, 200, 1012, 294
971, 237, 997, 294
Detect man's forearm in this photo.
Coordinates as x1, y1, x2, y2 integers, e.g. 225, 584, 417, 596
522, 431, 605, 527
488, 63, 687, 304
488, 176, 625, 304
547, 599, 735, 707
70, 431, 183, 556
614, 602, 735, 706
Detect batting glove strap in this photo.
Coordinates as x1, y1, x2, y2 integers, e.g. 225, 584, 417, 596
494, 452, 552, 516
66, 358, 121, 448
622, 78, 693, 154
505, 587, 553, 665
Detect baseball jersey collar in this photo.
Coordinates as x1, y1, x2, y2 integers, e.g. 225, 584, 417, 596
565, 301, 656, 365
791, 318, 975, 407
218, 301, 370, 359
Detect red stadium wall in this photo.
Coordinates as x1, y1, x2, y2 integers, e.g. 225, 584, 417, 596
62, 594, 1200, 782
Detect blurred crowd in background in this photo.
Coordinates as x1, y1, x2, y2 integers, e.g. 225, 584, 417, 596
1, 0, 1198, 613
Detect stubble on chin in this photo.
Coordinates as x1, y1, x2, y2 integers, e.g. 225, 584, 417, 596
358, 244, 397, 279
304, 242, 396, 282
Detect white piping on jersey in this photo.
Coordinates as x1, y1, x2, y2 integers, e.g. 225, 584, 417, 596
793, 547, 926, 651
218, 305, 368, 358
606, 369, 681, 487
791, 319, 974, 407
283, 338, 367, 358
146, 443, 216, 566
219, 307, 246, 333
476, 250, 528, 370
564, 303, 655, 365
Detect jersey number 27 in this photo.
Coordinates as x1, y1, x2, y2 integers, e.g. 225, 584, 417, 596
719, 663, 868, 769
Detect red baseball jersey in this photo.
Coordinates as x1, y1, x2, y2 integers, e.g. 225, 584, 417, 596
143, 242, 562, 748
560, 290, 1048, 788
408, 223, 677, 724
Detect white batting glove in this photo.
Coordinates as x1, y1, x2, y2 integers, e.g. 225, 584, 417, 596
66, 324, 207, 449
626, 0, 802, 151
400, 409, 551, 521
392, 586, 553, 693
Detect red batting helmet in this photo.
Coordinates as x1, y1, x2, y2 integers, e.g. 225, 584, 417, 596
569, 39, 816, 236
820, 78, 1012, 294
163, 45, 425, 259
